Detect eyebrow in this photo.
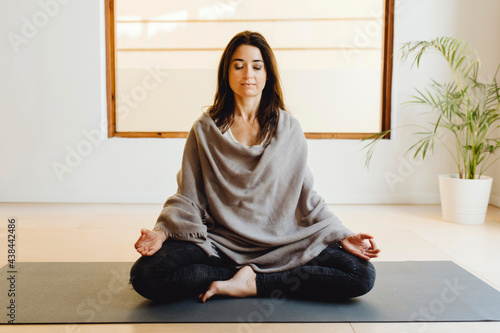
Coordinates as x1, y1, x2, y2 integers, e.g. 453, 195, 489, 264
231, 58, 264, 63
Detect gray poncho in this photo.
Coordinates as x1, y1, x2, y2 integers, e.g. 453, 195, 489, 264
154, 111, 353, 273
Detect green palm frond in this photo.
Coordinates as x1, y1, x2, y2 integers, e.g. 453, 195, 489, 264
363, 37, 500, 179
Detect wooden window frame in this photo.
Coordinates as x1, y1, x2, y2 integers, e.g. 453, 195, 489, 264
105, 0, 394, 139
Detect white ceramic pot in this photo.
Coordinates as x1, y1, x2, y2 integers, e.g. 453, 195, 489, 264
438, 174, 493, 224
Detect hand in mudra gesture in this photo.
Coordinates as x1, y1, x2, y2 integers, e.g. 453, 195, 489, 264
134, 228, 167, 256
341, 233, 380, 260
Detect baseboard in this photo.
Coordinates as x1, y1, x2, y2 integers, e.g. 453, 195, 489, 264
1, 194, 443, 205
324, 193, 442, 205
2, 194, 495, 206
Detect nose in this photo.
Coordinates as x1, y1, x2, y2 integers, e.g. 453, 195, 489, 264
243, 67, 254, 79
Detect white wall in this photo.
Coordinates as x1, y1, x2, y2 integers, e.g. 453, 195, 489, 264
1, 0, 499, 204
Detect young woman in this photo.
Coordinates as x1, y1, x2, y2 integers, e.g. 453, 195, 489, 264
130, 31, 380, 303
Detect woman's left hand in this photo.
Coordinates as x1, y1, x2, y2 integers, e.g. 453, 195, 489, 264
341, 233, 380, 260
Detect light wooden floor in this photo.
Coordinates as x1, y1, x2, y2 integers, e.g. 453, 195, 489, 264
1, 203, 500, 333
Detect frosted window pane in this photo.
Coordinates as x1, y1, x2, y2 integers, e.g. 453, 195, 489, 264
114, 0, 386, 134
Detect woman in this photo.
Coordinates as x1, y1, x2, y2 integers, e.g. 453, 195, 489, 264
131, 31, 380, 303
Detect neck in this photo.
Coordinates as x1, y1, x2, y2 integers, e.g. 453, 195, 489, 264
233, 94, 261, 122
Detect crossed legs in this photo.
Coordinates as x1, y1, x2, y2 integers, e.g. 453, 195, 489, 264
130, 239, 375, 302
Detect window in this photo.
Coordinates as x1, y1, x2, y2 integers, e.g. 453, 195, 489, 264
105, 0, 394, 139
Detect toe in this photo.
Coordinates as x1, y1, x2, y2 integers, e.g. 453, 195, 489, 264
201, 282, 220, 303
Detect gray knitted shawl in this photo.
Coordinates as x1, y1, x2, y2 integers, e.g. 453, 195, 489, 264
155, 111, 353, 273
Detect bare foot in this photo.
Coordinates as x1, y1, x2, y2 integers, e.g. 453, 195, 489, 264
199, 266, 257, 303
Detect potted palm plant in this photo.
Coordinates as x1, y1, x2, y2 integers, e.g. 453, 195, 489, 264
364, 37, 500, 224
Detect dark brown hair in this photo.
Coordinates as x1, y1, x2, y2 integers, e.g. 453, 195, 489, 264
208, 31, 286, 142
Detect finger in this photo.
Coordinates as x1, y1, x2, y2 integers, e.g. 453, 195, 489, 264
365, 250, 381, 256
367, 247, 381, 253
135, 234, 147, 248
134, 236, 143, 248
366, 246, 381, 254
369, 239, 379, 250
358, 233, 374, 240
357, 252, 371, 260
365, 243, 380, 252
355, 245, 378, 260
365, 250, 379, 257
136, 246, 151, 256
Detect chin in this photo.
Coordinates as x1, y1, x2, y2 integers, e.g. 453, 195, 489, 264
242, 93, 261, 99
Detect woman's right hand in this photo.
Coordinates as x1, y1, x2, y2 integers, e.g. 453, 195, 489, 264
134, 228, 167, 256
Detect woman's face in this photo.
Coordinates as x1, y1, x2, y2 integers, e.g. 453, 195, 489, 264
228, 44, 267, 100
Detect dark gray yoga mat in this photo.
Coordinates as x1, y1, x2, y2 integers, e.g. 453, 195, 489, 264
1, 261, 500, 324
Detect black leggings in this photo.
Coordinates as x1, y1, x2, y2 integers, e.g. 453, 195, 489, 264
130, 239, 376, 302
